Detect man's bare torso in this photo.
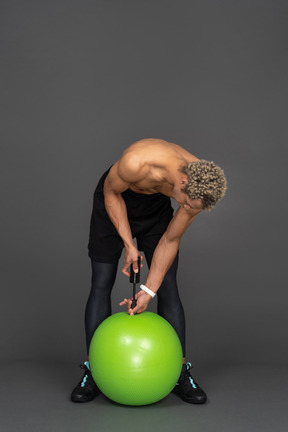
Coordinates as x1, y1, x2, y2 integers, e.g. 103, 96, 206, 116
117, 138, 200, 197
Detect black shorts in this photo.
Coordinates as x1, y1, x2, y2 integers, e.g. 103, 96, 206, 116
88, 166, 174, 262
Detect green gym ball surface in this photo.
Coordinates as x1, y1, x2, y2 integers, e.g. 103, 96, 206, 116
89, 311, 183, 406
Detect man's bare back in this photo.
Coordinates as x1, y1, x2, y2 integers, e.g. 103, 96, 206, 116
111, 138, 200, 197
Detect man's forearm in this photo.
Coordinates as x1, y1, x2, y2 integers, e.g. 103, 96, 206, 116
104, 190, 135, 248
144, 232, 180, 293
143, 207, 198, 293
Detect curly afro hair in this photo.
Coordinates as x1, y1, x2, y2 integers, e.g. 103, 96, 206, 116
181, 160, 227, 211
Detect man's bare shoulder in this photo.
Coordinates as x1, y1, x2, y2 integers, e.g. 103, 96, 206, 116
104, 158, 146, 194
116, 153, 147, 183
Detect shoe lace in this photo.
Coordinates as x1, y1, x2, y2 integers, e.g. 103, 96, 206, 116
185, 362, 198, 389
79, 361, 90, 388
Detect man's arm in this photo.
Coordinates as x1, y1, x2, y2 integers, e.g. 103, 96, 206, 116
103, 157, 147, 274
124, 206, 201, 314
145, 206, 200, 291
145, 207, 201, 292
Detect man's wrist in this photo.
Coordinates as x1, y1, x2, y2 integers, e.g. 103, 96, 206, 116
140, 284, 156, 298
124, 240, 137, 250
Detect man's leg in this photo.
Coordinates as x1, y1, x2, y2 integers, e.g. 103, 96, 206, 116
71, 260, 119, 403
85, 260, 119, 353
72, 166, 125, 402
140, 245, 207, 404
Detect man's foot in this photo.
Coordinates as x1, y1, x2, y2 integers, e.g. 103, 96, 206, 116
172, 362, 207, 404
71, 361, 101, 402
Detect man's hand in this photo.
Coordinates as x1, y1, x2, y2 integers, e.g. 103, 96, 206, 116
121, 247, 143, 277
119, 290, 151, 315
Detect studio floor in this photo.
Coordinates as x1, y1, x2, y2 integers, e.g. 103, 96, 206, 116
1, 359, 287, 432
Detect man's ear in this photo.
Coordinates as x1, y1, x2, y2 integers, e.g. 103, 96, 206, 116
180, 176, 188, 186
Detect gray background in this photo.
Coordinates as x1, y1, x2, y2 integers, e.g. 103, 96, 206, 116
1, 0, 287, 431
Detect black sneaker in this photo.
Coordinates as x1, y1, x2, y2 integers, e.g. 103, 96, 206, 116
172, 362, 207, 404
71, 361, 101, 403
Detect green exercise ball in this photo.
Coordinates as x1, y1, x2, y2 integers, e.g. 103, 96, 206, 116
89, 311, 183, 406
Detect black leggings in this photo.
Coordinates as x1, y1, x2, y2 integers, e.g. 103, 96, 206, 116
85, 252, 186, 357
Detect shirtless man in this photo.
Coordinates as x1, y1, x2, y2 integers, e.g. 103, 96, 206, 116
71, 138, 227, 405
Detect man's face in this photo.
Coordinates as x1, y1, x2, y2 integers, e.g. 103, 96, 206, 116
173, 185, 203, 211
177, 195, 203, 210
